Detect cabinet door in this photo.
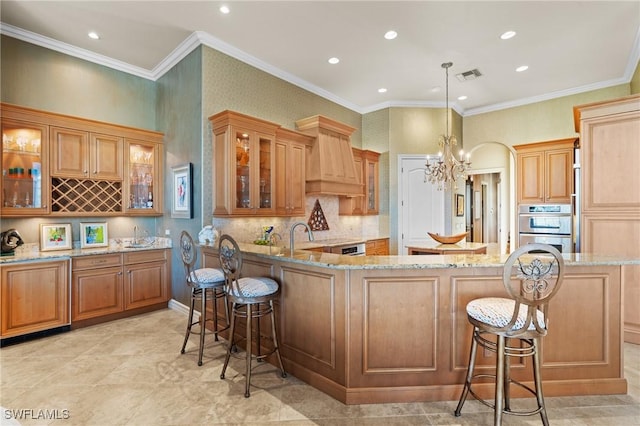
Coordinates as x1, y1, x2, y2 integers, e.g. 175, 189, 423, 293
233, 129, 275, 215
91, 133, 123, 180
72, 266, 124, 320
1, 260, 69, 338
517, 151, 544, 204
124, 140, 162, 215
50, 127, 89, 178
124, 261, 167, 309
364, 152, 380, 214
545, 148, 573, 204
1, 119, 50, 216
287, 140, 307, 215
339, 149, 365, 215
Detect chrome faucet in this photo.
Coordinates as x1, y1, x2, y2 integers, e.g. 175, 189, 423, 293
290, 222, 314, 254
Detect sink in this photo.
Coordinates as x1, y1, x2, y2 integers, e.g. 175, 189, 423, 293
124, 243, 152, 249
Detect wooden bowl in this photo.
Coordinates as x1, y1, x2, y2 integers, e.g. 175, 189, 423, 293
427, 232, 468, 244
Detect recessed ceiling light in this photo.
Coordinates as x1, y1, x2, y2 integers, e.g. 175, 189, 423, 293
457, 95, 468, 101
219, 5, 230, 14
88, 31, 100, 40
500, 30, 516, 40
430, 86, 441, 93
378, 88, 387, 93
384, 30, 397, 40
328, 57, 340, 65
516, 65, 529, 72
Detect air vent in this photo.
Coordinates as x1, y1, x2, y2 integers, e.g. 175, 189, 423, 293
456, 69, 482, 82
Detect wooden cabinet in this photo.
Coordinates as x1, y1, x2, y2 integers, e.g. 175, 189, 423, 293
365, 238, 389, 255
210, 110, 280, 217
340, 149, 380, 215
514, 138, 575, 204
1, 119, 50, 215
72, 254, 124, 321
1, 260, 70, 339
575, 94, 640, 344
123, 250, 168, 310
71, 249, 169, 325
124, 140, 162, 215
1, 103, 163, 217
274, 128, 313, 216
51, 128, 123, 180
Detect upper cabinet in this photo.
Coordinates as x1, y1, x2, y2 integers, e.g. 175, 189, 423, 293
339, 148, 380, 215
1, 119, 50, 215
274, 128, 314, 216
514, 138, 576, 205
1, 103, 163, 217
210, 110, 279, 217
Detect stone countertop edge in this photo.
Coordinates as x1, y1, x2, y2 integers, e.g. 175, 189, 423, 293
0, 237, 173, 264
201, 242, 640, 270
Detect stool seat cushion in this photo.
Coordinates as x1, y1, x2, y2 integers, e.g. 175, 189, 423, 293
190, 267, 225, 285
228, 277, 279, 299
467, 297, 545, 331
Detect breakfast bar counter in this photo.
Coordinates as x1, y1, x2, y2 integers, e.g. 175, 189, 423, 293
406, 241, 488, 255
201, 243, 638, 405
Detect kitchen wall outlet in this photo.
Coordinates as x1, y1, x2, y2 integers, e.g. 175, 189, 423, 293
165, 229, 171, 236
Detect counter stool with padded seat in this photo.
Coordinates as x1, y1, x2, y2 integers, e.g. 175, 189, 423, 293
179, 230, 229, 366
454, 243, 565, 426
217, 234, 286, 398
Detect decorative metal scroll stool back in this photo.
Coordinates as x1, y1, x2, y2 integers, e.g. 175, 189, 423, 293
179, 230, 229, 366
454, 243, 565, 425
218, 234, 286, 398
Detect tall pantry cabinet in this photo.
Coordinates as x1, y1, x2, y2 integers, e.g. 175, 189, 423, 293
575, 94, 640, 344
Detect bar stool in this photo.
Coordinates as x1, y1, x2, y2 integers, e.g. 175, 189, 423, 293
217, 234, 286, 398
454, 243, 565, 426
179, 230, 229, 366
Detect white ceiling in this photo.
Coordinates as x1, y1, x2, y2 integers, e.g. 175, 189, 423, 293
1, 1, 639, 115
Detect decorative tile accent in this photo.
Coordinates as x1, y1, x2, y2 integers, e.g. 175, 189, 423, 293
308, 199, 329, 231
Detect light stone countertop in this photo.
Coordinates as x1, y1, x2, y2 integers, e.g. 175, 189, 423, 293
0, 237, 172, 264
202, 241, 640, 270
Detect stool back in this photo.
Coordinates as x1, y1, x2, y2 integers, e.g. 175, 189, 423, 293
501, 243, 565, 337
180, 230, 200, 287
218, 234, 243, 291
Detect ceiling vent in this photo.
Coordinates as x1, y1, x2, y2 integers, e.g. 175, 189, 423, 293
456, 69, 482, 82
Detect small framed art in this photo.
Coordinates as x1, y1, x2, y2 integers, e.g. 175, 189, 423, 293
456, 194, 465, 217
40, 223, 73, 251
171, 163, 193, 219
80, 222, 109, 248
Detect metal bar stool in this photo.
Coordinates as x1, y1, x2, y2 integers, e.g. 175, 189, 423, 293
217, 234, 286, 398
454, 243, 565, 425
179, 230, 229, 366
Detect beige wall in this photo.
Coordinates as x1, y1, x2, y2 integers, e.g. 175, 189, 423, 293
631, 60, 640, 95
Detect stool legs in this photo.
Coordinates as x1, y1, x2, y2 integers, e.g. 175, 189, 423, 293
180, 287, 199, 355
494, 335, 506, 426
181, 287, 228, 366
454, 326, 478, 417
220, 301, 286, 398
532, 338, 549, 426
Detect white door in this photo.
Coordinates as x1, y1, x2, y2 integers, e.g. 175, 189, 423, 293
398, 155, 445, 255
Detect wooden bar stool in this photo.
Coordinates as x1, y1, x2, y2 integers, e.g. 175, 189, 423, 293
217, 234, 286, 398
454, 243, 565, 425
179, 230, 229, 366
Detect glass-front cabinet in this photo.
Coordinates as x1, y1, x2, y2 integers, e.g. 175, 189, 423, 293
211, 111, 278, 217
124, 140, 162, 215
1, 119, 49, 216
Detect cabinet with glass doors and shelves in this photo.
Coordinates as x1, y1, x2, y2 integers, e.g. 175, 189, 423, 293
210, 110, 279, 217
124, 140, 162, 215
1, 119, 49, 216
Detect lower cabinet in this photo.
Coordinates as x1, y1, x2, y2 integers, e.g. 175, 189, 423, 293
365, 238, 389, 255
1, 260, 70, 339
72, 249, 169, 324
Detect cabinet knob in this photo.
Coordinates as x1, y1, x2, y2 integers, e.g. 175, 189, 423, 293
117, 271, 123, 276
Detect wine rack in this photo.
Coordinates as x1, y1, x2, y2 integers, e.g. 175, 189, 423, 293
51, 177, 122, 213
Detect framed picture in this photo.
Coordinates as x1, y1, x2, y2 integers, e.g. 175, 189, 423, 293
40, 223, 73, 251
171, 163, 193, 219
456, 194, 465, 217
80, 222, 109, 248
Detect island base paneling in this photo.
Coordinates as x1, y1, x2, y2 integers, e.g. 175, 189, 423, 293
201, 247, 627, 405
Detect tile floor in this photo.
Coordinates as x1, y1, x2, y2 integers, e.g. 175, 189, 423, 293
1, 308, 639, 425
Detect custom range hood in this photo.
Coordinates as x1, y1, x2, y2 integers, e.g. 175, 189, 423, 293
295, 115, 363, 197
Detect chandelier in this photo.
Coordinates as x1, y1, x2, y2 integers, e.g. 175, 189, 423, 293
424, 62, 471, 190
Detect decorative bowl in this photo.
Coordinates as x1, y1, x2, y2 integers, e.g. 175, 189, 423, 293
428, 232, 468, 244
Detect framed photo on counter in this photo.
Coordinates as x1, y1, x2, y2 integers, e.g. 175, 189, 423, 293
171, 163, 193, 219
80, 222, 108, 248
39, 223, 72, 251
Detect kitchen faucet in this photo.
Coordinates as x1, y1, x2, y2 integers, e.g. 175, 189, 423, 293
289, 222, 314, 254
133, 225, 139, 245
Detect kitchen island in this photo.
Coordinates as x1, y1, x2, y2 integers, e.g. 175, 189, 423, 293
201, 243, 637, 405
